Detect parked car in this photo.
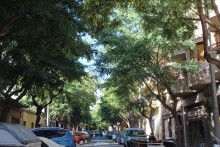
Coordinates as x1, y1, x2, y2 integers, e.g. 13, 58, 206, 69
124, 128, 147, 147
0, 123, 41, 147
95, 130, 102, 136
79, 131, 91, 143
117, 132, 126, 145
106, 131, 114, 139
102, 130, 107, 137
112, 131, 120, 142
32, 127, 76, 147
70, 131, 85, 145
81, 130, 93, 138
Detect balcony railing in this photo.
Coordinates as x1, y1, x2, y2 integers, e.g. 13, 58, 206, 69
187, 59, 220, 90
172, 78, 196, 97
212, 42, 220, 54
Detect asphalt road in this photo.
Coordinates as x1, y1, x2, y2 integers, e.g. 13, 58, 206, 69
76, 136, 122, 147
76, 136, 165, 147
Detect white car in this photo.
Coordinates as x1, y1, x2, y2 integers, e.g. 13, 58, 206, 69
123, 128, 147, 147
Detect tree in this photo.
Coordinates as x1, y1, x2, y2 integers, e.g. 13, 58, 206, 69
29, 85, 62, 127
98, 88, 126, 128
94, 6, 197, 146
136, 88, 157, 134
90, 104, 108, 130
50, 76, 97, 130
188, 0, 220, 67
0, 0, 92, 122
83, 0, 220, 67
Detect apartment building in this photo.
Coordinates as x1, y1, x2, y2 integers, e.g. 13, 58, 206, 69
136, 2, 220, 147
171, 4, 220, 147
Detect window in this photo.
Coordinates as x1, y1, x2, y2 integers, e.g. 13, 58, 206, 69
23, 121, 26, 126
31, 122, 34, 128
33, 130, 67, 139
127, 130, 146, 137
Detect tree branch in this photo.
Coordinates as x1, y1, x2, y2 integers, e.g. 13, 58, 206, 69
0, 14, 24, 40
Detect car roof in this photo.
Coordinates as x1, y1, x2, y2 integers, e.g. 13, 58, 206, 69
0, 129, 25, 146
0, 123, 41, 145
32, 127, 69, 131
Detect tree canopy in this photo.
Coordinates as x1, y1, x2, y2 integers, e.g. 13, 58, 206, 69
0, 0, 93, 122
50, 76, 97, 129
93, 4, 197, 146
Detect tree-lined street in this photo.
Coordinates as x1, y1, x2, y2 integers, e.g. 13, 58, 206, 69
1, 0, 220, 147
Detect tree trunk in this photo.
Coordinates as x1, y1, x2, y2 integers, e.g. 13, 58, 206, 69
35, 107, 42, 128
149, 118, 154, 134
0, 103, 11, 123
125, 119, 130, 128
172, 111, 182, 147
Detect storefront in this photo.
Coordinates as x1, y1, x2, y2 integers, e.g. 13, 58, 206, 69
186, 106, 205, 147
183, 93, 213, 147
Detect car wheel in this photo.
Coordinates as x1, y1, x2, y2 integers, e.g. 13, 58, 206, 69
84, 139, 88, 144
79, 140, 84, 145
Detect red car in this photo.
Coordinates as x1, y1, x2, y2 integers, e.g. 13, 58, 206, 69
71, 131, 85, 145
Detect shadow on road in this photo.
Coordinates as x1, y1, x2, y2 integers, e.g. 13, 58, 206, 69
76, 136, 122, 147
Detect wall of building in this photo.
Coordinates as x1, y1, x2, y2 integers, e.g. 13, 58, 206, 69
0, 103, 21, 124
20, 109, 45, 128
139, 104, 163, 141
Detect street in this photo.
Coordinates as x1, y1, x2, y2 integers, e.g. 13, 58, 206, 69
76, 136, 122, 147
76, 136, 165, 147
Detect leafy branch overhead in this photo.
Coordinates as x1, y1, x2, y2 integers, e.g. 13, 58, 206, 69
0, 0, 93, 122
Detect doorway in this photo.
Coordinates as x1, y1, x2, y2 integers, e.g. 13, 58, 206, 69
188, 120, 204, 147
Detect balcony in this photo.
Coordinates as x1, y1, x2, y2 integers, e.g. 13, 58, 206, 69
188, 69, 210, 91
188, 58, 220, 91
172, 49, 187, 61
172, 78, 197, 97
209, 15, 220, 32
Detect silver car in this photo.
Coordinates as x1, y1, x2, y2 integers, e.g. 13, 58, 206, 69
123, 128, 147, 147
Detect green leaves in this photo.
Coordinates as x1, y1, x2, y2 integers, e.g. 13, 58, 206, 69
0, 0, 95, 122
50, 77, 97, 128
0, 0, 93, 97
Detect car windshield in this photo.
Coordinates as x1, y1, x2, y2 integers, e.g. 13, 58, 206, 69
120, 133, 125, 137
33, 130, 67, 139
127, 130, 146, 137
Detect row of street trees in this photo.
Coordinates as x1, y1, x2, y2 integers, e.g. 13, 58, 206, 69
82, 0, 220, 146
0, 0, 97, 128
1, 1, 220, 146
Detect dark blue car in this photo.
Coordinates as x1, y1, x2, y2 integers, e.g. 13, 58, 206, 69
32, 127, 76, 147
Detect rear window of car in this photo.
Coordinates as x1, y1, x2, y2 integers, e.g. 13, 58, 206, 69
127, 130, 146, 137
72, 132, 81, 136
33, 130, 67, 139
